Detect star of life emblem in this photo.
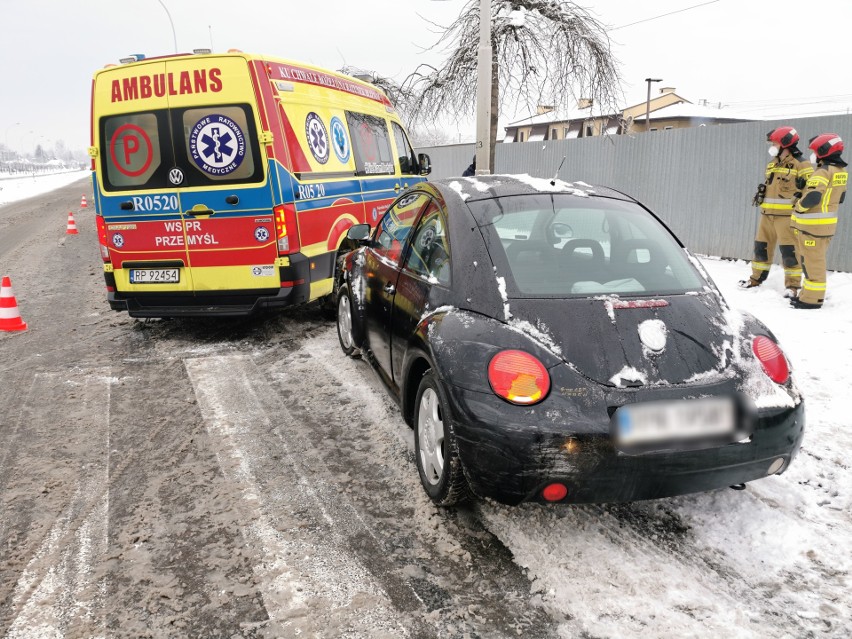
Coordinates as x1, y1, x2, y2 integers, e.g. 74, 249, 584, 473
189, 114, 246, 176
305, 112, 329, 164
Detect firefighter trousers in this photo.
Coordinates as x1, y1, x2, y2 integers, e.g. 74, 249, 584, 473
749, 213, 802, 289
793, 229, 831, 306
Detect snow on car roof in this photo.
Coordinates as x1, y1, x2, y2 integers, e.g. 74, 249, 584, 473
438, 174, 631, 203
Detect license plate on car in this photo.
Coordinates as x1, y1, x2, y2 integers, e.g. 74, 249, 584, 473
614, 397, 735, 447
129, 268, 180, 284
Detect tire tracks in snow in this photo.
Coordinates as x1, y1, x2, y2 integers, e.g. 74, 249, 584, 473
185, 354, 415, 638
0, 368, 112, 638
255, 329, 560, 638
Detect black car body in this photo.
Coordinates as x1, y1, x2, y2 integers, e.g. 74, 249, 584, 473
334, 176, 804, 506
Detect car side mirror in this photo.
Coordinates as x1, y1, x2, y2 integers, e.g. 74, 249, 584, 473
418, 153, 432, 176
340, 223, 373, 253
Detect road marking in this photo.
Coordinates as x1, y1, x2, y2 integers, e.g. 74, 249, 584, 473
184, 354, 408, 636
5, 369, 112, 639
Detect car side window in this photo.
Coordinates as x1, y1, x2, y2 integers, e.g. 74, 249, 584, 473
373, 192, 430, 265
404, 200, 451, 286
391, 122, 417, 175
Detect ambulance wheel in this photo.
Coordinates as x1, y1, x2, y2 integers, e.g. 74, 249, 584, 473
336, 285, 362, 356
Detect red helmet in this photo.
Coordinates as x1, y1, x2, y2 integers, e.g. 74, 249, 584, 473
809, 133, 844, 159
767, 126, 799, 148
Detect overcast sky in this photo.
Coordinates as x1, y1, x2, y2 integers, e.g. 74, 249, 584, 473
3, 0, 852, 155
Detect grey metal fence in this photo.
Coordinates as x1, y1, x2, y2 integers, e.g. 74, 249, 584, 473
416, 114, 852, 272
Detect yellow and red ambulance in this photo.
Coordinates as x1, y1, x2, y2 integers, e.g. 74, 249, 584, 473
89, 50, 430, 317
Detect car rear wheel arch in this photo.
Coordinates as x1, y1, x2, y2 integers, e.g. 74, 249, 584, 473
402, 352, 433, 427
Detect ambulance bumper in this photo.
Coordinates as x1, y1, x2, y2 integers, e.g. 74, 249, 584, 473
105, 255, 313, 318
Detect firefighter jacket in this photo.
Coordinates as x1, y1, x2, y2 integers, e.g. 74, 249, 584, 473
761, 151, 814, 216
792, 161, 848, 237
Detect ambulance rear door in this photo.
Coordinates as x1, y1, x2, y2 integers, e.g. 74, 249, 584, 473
164, 56, 278, 296
96, 59, 195, 294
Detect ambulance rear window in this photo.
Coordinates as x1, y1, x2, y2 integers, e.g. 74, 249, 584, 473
180, 105, 262, 184
346, 112, 394, 176
99, 104, 263, 192
101, 112, 166, 189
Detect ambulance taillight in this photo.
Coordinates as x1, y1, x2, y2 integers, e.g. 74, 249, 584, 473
273, 204, 300, 254
96, 215, 110, 261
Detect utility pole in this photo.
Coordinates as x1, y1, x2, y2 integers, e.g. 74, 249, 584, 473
475, 0, 492, 174
645, 77, 662, 132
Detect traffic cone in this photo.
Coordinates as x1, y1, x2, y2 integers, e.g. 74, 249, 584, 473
80, 194, 88, 208
66, 211, 78, 235
0, 276, 28, 332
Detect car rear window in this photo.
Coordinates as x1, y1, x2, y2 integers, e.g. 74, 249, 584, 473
471, 194, 704, 297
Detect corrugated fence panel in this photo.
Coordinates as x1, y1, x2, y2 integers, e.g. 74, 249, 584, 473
417, 114, 852, 271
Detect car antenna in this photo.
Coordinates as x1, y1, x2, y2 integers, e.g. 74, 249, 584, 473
550, 156, 566, 186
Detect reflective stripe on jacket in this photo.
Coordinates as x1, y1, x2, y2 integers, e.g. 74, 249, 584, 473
762, 151, 814, 216
792, 165, 848, 236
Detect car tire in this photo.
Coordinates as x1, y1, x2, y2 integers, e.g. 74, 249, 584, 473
414, 371, 471, 507
336, 284, 361, 356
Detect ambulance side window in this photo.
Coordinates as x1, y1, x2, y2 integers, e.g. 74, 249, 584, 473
391, 122, 417, 175
101, 112, 167, 190
345, 112, 394, 176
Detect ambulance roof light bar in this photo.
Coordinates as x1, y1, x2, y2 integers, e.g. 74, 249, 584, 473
119, 54, 146, 64
193, 48, 212, 55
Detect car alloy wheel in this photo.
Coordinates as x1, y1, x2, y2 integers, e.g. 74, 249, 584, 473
414, 371, 471, 506
418, 387, 445, 486
336, 286, 358, 356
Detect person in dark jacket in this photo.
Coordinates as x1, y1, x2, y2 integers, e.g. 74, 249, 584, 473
462, 157, 476, 177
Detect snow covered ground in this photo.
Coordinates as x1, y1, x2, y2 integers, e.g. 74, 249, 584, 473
0, 169, 89, 207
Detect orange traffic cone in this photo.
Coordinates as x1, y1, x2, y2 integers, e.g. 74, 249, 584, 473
0, 276, 28, 332
81, 194, 88, 208
66, 211, 79, 235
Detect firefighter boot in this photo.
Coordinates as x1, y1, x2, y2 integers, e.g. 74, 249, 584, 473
738, 278, 762, 289
790, 298, 821, 310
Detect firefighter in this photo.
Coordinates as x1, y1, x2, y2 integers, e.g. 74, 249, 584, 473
739, 127, 813, 296
789, 133, 848, 309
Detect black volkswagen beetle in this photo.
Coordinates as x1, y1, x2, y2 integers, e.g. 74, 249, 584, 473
334, 175, 803, 507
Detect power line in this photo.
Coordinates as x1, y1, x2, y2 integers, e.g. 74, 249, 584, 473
611, 1, 721, 31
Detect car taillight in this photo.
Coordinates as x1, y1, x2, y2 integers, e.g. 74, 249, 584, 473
752, 336, 789, 384
96, 214, 110, 261
273, 203, 300, 254
488, 350, 550, 405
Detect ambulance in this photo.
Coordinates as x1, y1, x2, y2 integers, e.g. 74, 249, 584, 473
89, 50, 431, 317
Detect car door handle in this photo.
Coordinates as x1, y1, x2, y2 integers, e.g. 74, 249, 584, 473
383, 282, 395, 294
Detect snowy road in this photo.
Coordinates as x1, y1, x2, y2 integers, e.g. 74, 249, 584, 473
0, 178, 849, 638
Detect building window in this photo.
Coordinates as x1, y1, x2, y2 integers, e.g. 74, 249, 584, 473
551, 128, 558, 140
650, 127, 658, 132
664, 126, 674, 131
563, 127, 569, 138
519, 131, 525, 142
585, 125, 594, 137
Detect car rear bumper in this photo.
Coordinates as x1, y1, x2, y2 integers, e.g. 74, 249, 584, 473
445, 385, 805, 506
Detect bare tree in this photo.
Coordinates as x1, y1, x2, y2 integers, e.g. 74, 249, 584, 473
338, 65, 416, 120
404, 1, 621, 171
